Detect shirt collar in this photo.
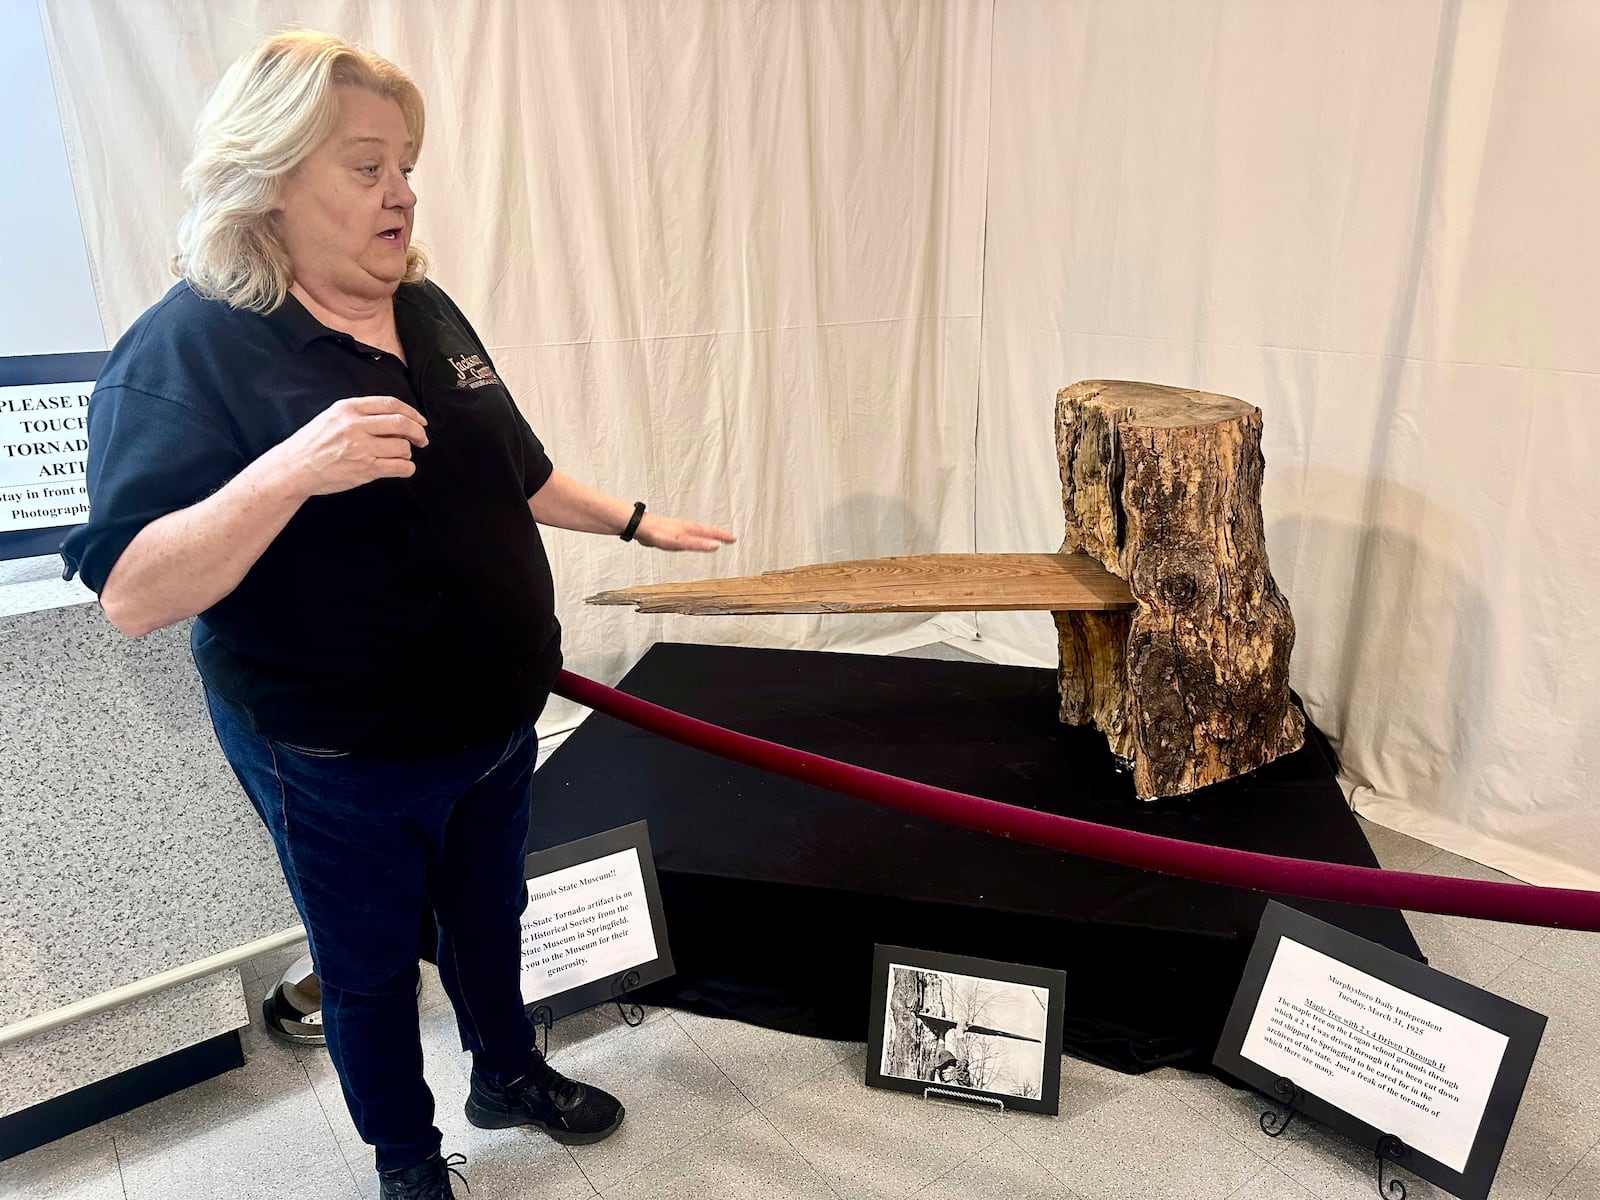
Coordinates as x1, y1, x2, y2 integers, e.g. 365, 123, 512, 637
264, 291, 342, 352
263, 284, 438, 352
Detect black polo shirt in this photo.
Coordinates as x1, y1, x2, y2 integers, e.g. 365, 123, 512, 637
61, 279, 562, 756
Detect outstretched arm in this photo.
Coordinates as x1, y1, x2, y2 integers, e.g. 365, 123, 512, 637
527, 469, 735, 552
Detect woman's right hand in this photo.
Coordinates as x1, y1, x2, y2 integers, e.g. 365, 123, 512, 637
98, 395, 429, 637
270, 395, 429, 497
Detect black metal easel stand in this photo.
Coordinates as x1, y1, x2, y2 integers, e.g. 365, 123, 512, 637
1258, 1076, 1301, 1138
1257, 1079, 1411, 1198
611, 969, 645, 1027
922, 1086, 1004, 1113
529, 1004, 554, 1058
1375, 1134, 1410, 1199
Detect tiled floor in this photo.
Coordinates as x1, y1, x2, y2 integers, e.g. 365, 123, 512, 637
10, 834, 1597, 1199
5, 649, 1599, 1198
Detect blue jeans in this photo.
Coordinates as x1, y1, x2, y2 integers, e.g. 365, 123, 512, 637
206, 691, 541, 1172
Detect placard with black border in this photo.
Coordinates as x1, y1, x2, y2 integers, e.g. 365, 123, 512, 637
1215, 901, 1545, 1200
0, 352, 106, 562
866, 944, 1065, 1115
518, 820, 673, 1022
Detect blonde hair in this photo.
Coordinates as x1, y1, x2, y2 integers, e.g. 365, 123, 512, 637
175, 30, 428, 312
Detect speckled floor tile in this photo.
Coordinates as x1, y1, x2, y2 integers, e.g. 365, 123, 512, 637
1263, 1118, 1455, 1200
1523, 925, 1600, 986
1357, 816, 1443, 873
1149, 1066, 1290, 1162
556, 1011, 753, 1194
1490, 1057, 1600, 1199
1005, 1067, 1267, 1200
760, 1052, 1004, 1199
1550, 1138, 1600, 1199
1223, 1161, 1321, 1198
1490, 960, 1600, 1096
295, 996, 597, 1200
595, 1109, 832, 1200
672, 1007, 862, 1105
108, 1044, 358, 1200
1402, 910, 1521, 987
915, 1135, 1083, 1199
0, 1125, 125, 1199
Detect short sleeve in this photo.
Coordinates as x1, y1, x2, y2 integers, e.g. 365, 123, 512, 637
513, 403, 555, 498
60, 384, 246, 594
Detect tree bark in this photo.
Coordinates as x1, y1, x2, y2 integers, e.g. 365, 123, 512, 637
1056, 380, 1304, 798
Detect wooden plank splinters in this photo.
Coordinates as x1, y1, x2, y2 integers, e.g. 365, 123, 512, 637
587, 552, 1135, 615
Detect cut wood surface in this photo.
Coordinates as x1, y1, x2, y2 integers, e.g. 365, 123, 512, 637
1056, 380, 1304, 797
587, 552, 1135, 615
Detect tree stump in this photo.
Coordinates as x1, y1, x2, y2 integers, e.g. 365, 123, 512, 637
1055, 380, 1303, 797
589, 378, 1303, 800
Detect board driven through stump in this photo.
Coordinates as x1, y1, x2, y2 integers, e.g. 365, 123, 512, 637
589, 379, 1304, 799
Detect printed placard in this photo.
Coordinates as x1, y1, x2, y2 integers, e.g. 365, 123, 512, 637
1216, 903, 1545, 1200
520, 847, 658, 1001
0, 353, 106, 561
518, 821, 673, 1021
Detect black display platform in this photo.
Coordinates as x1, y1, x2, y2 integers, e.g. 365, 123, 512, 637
526, 642, 1422, 1074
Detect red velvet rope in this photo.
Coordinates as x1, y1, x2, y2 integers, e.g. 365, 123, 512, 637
554, 669, 1600, 933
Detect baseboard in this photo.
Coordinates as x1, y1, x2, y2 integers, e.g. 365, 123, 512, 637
0, 1029, 245, 1161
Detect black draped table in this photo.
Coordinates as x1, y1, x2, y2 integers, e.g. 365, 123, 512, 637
525, 641, 1422, 1073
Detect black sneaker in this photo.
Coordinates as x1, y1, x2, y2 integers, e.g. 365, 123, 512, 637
463, 1052, 625, 1144
378, 1152, 468, 1199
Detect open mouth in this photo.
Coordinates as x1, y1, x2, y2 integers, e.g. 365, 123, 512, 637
377, 227, 404, 242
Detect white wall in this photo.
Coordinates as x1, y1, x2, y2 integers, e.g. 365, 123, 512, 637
1, 1, 101, 357
0, 2, 100, 612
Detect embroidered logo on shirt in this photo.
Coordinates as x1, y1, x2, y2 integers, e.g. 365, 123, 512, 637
447, 352, 502, 389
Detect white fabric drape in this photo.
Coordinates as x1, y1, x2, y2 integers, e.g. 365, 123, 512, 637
38, 0, 990, 735
39, 0, 1600, 888
978, 0, 1600, 889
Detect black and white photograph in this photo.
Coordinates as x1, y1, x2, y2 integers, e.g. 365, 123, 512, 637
865, 945, 1066, 1115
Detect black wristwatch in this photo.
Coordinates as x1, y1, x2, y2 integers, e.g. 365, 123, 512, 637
620, 501, 647, 542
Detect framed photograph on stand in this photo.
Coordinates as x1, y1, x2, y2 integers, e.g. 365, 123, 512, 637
866, 945, 1066, 1115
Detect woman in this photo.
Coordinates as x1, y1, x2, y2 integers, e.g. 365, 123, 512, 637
62, 30, 733, 1200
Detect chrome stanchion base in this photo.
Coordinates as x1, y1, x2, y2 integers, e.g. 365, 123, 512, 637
259, 953, 427, 1048
262, 952, 326, 1046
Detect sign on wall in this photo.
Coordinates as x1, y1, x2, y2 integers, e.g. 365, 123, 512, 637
0, 352, 105, 563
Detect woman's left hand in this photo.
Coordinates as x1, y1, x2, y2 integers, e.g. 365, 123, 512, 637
634, 515, 736, 552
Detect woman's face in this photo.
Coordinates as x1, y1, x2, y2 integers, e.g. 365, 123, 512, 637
274, 86, 416, 305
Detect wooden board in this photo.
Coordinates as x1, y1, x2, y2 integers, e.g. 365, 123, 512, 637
587, 552, 1135, 615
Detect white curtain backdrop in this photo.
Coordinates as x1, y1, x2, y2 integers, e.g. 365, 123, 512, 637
38, 0, 990, 735
977, 0, 1600, 889
38, 0, 1600, 889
